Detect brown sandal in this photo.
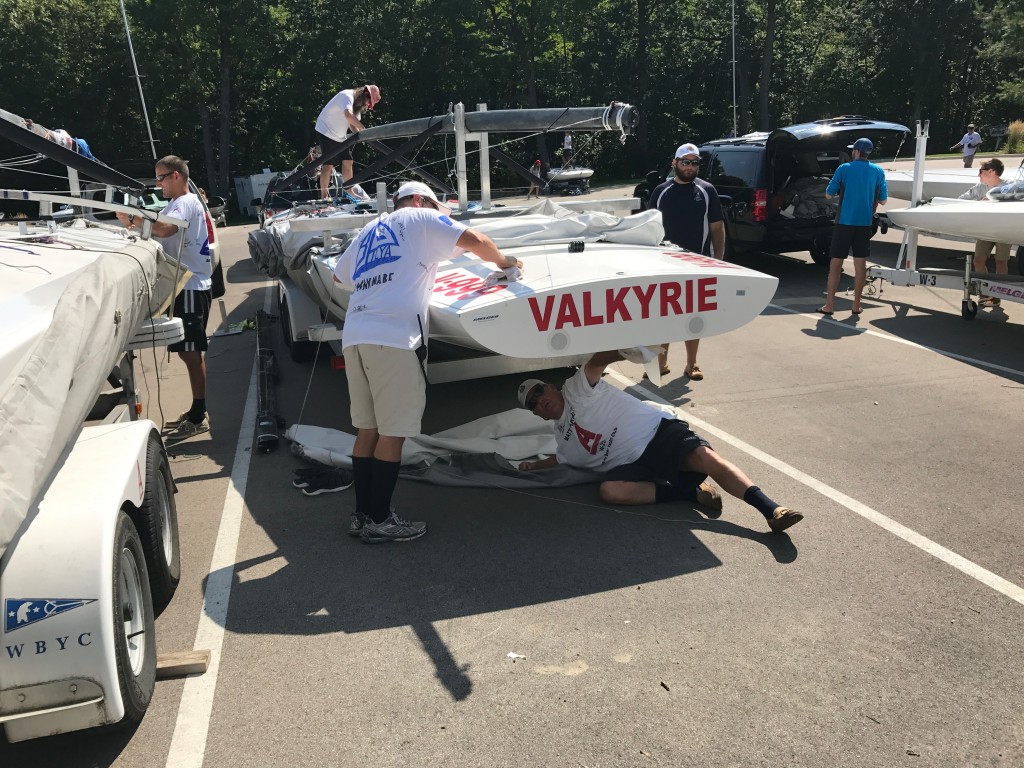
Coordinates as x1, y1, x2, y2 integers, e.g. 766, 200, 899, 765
684, 365, 704, 381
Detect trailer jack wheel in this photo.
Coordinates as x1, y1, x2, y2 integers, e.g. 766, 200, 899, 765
961, 299, 978, 320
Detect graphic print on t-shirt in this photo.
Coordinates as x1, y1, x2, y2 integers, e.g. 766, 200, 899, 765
354, 222, 400, 280
573, 423, 603, 455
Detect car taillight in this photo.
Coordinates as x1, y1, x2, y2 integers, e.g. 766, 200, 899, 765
205, 212, 215, 244
753, 189, 768, 222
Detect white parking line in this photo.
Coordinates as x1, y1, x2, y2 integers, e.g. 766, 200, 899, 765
772, 302, 1024, 378
165, 289, 268, 768
608, 370, 1024, 608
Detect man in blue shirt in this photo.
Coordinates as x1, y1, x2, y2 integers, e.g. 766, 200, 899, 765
818, 137, 887, 316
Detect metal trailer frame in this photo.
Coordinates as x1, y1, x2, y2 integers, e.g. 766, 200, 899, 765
867, 121, 1024, 319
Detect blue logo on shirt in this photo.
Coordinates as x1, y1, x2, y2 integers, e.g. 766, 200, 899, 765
353, 221, 400, 279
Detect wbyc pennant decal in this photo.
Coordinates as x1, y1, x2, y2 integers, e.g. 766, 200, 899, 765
4, 598, 97, 633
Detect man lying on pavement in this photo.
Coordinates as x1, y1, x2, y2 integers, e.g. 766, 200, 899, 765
516, 350, 803, 534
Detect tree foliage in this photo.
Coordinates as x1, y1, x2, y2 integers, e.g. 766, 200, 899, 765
0, 0, 1019, 196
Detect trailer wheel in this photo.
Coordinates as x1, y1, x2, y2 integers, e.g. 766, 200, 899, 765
112, 512, 156, 727
280, 293, 316, 363
962, 300, 978, 320
136, 433, 180, 612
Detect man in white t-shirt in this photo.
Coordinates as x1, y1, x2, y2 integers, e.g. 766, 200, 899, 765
333, 181, 522, 543
117, 155, 212, 442
950, 123, 983, 168
314, 84, 380, 199
562, 133, 573, 166
516, 351, 803, 534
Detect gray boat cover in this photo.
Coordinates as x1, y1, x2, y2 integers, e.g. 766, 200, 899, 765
284, 404, 671, 488
0, 222, 185, 557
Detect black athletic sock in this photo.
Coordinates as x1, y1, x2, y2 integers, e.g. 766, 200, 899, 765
187, 398, 206, 423
655, 483, 698, 503
352, 456, 373, 519
370, 458, 401, 524
743, 486, 780, 519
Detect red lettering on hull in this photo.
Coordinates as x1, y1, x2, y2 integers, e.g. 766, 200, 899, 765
527, 278, 720, 331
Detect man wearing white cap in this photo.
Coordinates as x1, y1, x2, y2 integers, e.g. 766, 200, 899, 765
333, 181, 522, 543
514, 352, 803, 535
315, 83, 381, 199
649, 142, 725, 381
950, 123, 983, 168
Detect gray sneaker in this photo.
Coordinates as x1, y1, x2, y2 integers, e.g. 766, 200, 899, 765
696, 482, 723, 518
361, 510, 427, 544
768, 507, 803, 534
349, 510, 368, 537
164, 416, 210, 443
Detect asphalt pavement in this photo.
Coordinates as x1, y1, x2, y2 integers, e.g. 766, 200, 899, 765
3, 156, 1023, 767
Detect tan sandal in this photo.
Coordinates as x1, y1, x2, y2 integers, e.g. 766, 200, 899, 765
684, 365, 704, 381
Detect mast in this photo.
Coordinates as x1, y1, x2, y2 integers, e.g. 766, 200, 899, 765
119, 0, 157, 159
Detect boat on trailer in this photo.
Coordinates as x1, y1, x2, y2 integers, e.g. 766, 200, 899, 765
0, 107, 188, 742
248, 103, 779, 382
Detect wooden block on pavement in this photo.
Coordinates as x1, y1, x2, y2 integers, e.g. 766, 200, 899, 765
156, 649, 211, 679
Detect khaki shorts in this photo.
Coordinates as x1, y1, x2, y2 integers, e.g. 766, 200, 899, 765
975, 240, 1011, 262
344, 344, 426, 437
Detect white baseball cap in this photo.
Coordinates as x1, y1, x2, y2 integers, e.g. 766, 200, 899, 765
517, 379, 545, 409
674, 143, 701, 159
394, 181, 450, 215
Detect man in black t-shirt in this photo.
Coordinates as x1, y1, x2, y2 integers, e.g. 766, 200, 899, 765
649, 143, 726, 381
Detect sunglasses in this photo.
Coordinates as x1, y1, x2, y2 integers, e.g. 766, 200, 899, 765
676, 158, 700, 167
155, 171, 175, 182
526, 384, 544, 411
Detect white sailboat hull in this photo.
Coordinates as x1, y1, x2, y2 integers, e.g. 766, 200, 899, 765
886, 198, 1024, 244
884, 169, 979, 201
547, 167, 595, 182
280, 207, 779, 358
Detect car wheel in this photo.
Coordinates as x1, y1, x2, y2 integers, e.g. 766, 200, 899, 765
810, 237, 832, 266
112, 512, 156, 728
134, 433, 180, 613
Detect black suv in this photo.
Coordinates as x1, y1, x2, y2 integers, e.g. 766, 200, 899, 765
695, 116, 910, 263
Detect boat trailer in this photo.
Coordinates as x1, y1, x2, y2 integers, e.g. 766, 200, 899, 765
866, 120, 1024, 319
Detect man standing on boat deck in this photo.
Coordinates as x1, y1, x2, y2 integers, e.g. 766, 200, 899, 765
818, 137, 887, 317
117, 156, 212, 440
315, 84, 380, 200
515, 352, 803, 534
649, 143, 726, 381
332, 181, 522, 544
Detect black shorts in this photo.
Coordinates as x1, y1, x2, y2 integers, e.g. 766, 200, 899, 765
168, 289, 212, 353
829, 224, 873, 259
605, 418, 711, 489
316, 130, 354, 164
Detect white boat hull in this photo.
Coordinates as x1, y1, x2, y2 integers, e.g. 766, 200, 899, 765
295, 209, 779, 358
886, 198, 1024, 244
547, 167, 594, 182
884, 169, 978, 201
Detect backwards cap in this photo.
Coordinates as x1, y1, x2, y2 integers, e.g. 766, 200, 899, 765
394, 181, 451, 215
517, 379, 545, 409
365, 84, 381, 110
